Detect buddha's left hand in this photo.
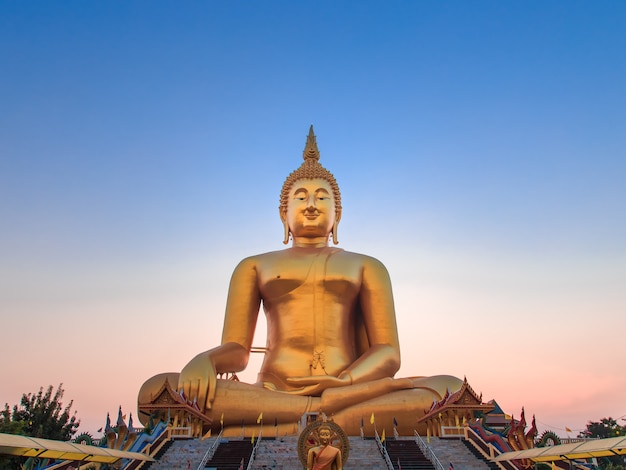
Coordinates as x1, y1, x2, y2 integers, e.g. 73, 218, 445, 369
285, 375, 351, 396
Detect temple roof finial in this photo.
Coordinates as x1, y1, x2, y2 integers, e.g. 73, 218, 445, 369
303, 124, 320, 161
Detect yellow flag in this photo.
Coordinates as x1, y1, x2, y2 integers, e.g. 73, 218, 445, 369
381, 428, 386, 443
257, 412, 263, 424
565, 427, 572, 433
551, 461, 556, 470
251, 431, 255, 444
370, 412, 375, 424
220, 413, 224, 426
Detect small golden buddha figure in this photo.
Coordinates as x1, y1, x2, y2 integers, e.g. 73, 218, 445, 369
138, 127, 461, 436
307, 425, 342, 470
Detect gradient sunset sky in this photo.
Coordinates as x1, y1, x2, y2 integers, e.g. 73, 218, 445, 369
1, 1, 625, 437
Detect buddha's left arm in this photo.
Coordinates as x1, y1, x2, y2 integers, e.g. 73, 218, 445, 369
338, 256, 401, 384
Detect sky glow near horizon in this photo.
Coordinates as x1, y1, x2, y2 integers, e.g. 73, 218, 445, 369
1, 1, 625, 438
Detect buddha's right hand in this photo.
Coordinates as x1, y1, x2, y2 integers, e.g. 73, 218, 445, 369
179, 351, 217, 412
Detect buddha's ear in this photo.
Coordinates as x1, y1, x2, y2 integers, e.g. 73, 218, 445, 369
279, 208, 290, 245
331, 209, 342, 245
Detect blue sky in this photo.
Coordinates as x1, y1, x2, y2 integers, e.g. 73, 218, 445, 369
1, 1, 625, 436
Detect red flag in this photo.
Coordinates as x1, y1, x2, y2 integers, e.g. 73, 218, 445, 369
238, 457, 245, 470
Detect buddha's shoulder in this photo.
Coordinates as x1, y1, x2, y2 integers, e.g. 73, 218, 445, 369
236, 248, 387, 268
333, 249, 388, 267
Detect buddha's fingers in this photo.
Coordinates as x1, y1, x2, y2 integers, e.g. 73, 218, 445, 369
205, 371, 216, 410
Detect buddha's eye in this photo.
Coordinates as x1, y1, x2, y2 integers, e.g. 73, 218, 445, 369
293, 189, 308, 201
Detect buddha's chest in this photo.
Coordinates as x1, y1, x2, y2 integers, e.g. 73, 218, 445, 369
258, 253, 362, 301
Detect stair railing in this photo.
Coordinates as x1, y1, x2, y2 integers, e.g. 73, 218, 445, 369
129, 423, 171, 470
413, 431, 445, 470
196, 428, 223, 470
464, 426, 519, 470
246, 427, 262, 470
373, 429, 394, 470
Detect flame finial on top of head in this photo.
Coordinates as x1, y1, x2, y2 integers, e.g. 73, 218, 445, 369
303, 125, 320, 161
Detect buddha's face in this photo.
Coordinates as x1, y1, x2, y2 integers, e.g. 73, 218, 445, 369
281, 178, 339, 240
318, 427, 332, 445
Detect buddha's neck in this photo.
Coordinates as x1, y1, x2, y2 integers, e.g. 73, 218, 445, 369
291, 236, 329, 248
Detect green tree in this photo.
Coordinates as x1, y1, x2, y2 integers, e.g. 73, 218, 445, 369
0, 384, 80, 470
578, 417, 626, 470
578, 417, 626, 439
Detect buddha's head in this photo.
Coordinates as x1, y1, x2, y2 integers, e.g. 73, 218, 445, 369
279, 126, 342, 245
317, 424, 332, 445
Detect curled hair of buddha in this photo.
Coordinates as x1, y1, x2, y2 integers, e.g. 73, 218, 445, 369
279, 126, 342, 215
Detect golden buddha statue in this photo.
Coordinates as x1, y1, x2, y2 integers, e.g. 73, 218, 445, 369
138, 126, 461, 436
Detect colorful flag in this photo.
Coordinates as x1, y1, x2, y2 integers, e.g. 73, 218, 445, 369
393, 417, 398, 427
238, 457, 245, 470
274, 417, 278, 427
360, 417, 364, 439
370, 412, 375, 425
565, 427, 572, 433
397, 457, 402, 470
257, 412, 263, 424
449, 463, 454, 470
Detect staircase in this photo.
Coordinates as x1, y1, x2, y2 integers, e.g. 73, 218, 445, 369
142, 439, 174, 468
145, 435, 503, 470
385, 439, 435, 470
250, 437, 301, 469
427, 437, 492, 470
146, 438, 214, 469
461, 439, 500, 470
206, 439, 254, 469
345, 437, 388, 469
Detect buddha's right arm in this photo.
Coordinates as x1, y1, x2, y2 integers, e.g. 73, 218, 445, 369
221, 256, 262, 351
179, 256, 261, 411
179, 343, 249, 411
